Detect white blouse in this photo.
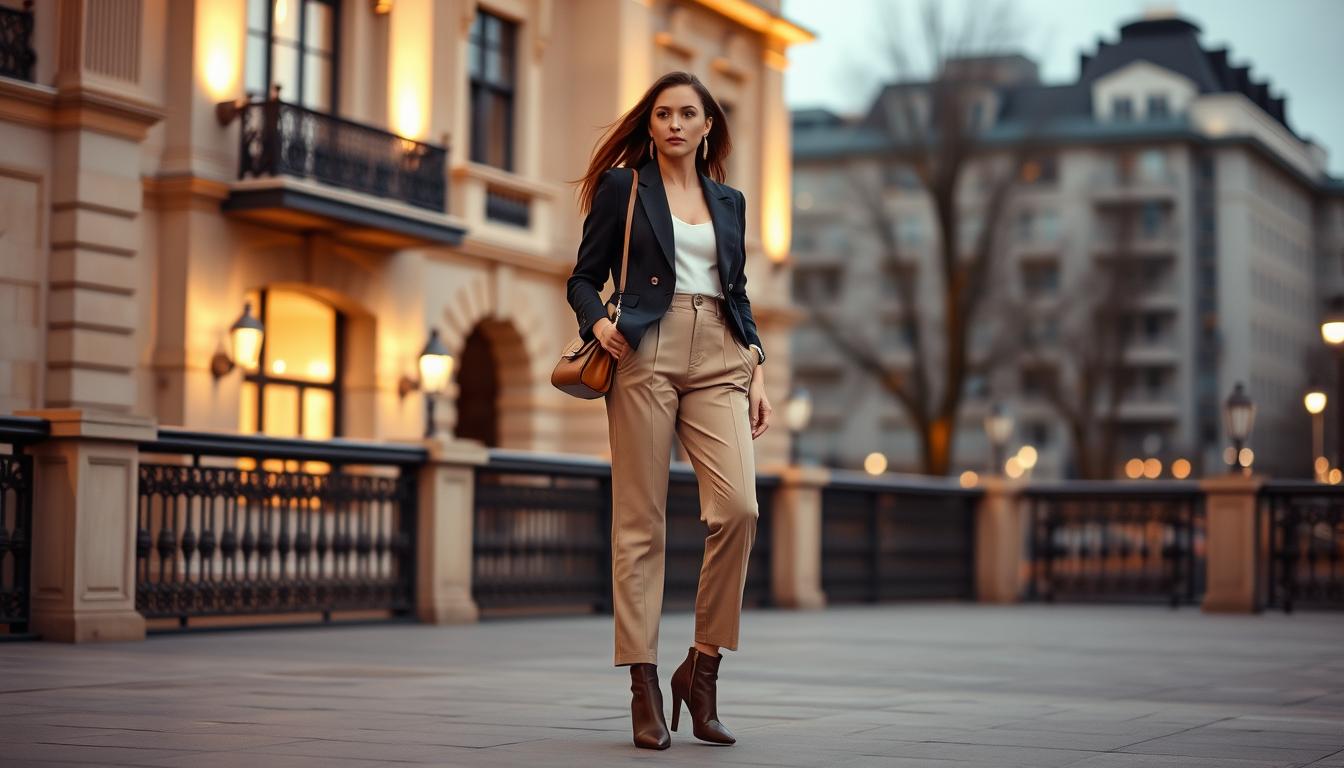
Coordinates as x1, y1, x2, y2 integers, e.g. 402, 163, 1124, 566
669, 212, 764, 365
670, 213, 723, 298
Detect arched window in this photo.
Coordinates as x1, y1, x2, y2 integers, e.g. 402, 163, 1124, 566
238, 288, 344, 439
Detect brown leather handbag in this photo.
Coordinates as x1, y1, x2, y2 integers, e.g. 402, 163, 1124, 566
551, 168, 640, 399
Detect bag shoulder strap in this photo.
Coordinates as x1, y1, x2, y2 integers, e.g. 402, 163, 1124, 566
613, 168, 639, 318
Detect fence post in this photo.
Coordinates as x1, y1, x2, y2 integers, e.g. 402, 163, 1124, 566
768, 464, 829, 609
1200, 474, 1265, 613
416, 435, 490, 624
975, 477, 1026, 603
17, 409, 156, 642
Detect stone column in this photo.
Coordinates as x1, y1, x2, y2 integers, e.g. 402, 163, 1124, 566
1200, 474, 1266, 613
416, 435, 490, 624
17, 409, 156, 642
768, 464, 829, 609
974, 477, 1027, 603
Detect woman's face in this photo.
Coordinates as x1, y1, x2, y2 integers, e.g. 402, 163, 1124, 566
649, 84, 712, 160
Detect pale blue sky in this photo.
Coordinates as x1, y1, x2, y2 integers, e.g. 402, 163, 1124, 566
780, 0, 1344, 176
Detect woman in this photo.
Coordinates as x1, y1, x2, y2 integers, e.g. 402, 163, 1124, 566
567, 71, 772, 750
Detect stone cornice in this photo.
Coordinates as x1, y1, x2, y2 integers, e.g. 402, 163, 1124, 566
0, 79, 164, 141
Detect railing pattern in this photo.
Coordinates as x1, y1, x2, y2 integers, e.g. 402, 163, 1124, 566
1025, 482, 1204, 606
473, 450, 774, 614
0, 417, 44, 636
473, 452, 613, 611
821, 473, 979, 602
238, 97, 447, 212
136, 431, 422, 627
1261, 482, 1344, 612
0, 6, 35, 82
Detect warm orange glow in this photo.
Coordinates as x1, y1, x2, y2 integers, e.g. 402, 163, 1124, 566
1004, 457, 1024, 479
959, 470, 979, 488
197, 0, 244, 100
1331, 468, 1342, 485
1124, 458, 1144, 479
1316, 456, 1330, 476
1016, 445, 1038, 470
863, 452, 888, 475
389, 0, 431, 139
762, 158, 792, 262
1238, 447, 1254, 468
1171, 458, 1191, 479
1142, 458, 1162, 479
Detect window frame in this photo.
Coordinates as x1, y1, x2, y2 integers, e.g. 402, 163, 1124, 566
242, 287, 347, 439
468, 8, 519, 171
246, 0, 342, 112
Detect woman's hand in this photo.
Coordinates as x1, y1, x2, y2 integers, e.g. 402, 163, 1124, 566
595, 317, 630, 360
748, 365, 771, 439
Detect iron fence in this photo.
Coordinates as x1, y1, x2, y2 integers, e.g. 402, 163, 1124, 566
1024, 481, 1204, 606
1260, 481, 1344, 612
820, 471, 979, 603
0, 417, 45, 637
136, 429, 424, 629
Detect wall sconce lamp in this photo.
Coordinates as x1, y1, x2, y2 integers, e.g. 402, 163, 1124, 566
373, 0, 393, 14
211, 302, 265, 378
398, 330, 454, 437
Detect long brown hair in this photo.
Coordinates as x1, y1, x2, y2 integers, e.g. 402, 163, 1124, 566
574, 71, 733, 215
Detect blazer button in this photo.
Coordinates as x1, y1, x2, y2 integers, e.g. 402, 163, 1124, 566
728, 282, 734, 290
650, 276, 659, 285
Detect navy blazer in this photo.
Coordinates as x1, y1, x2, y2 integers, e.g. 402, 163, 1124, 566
566, 156, 765, 362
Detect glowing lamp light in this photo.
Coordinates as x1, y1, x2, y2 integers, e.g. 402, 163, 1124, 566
1171, 458, 1192, 479
1017, 445, 1038, 470
959, 470, 979, 488
1004, 456, 1024, 479
1322, 296, 1344, 345
417, 330, 453, 395
1305, 390, 1328, 415
864, 452, 888, 475
1142, 458, 1162, 479
229, 302, 265, 371
1124, 458, 1144, 479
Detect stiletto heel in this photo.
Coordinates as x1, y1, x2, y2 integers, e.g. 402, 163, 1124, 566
668, 646, 736, 745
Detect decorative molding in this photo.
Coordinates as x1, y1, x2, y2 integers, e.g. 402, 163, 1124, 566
689, 0, 815, 46
84, 0, 141, 82
0, 78, 163, 141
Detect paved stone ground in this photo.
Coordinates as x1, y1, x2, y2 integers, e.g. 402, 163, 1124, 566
1, 603, 1343, 767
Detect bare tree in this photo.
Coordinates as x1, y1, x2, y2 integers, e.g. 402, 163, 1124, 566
1013, 188, 1148, 479
801, 0, 1040, 475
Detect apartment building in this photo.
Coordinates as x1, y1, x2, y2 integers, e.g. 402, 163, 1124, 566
0, 0, 810, 466
790, 14, 1344, 478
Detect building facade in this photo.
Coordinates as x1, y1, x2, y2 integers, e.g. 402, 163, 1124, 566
0, 0, 810, 466
790, 14, 1344, 479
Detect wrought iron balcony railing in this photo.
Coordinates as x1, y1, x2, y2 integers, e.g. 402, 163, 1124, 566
0, 5, 36, 82
237, 97, 447, 212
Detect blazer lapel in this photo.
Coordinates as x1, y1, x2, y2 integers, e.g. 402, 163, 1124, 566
701, 175, 738, 284
636, 157, 676, 272
636, 156, 740, 280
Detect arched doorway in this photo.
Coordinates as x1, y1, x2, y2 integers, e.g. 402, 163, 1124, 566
455, 325, 498, 447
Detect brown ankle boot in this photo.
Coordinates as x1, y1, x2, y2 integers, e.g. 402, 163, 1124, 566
629, 663, 671, 750
669, 646, 735, 744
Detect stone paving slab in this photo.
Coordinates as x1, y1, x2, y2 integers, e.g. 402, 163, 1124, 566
0, 604, 1342, 767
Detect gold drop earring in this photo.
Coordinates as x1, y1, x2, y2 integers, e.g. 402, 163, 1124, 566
702, 135, 710, 160
649, 139, 656, 158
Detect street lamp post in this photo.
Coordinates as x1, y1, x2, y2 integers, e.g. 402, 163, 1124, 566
1305, 389, 1327, 482
782, 388, 813, 465
984, 402, 1013, 476
1223, 382, 1256, 475
398, 330, 454, 438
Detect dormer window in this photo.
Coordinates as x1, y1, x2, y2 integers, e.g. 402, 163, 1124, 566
1147, 94, 1170, 120
1112, 95, 1134, 121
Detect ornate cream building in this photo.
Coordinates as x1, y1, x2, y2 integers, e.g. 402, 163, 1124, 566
0, 0, 811, 465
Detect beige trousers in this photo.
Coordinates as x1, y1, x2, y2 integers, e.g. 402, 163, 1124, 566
605, 292, 760, 667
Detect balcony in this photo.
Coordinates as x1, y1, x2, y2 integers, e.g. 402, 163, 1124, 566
0, 5, 35, 82
221, 97, 466, 249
